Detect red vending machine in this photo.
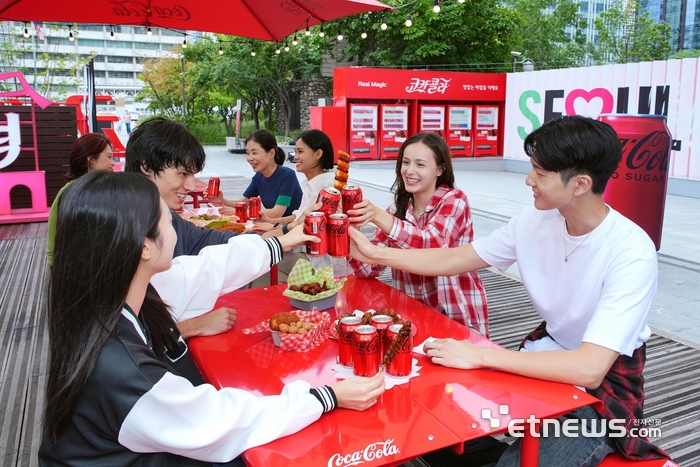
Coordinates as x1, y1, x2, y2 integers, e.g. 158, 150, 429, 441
348, 104, 379, 160
420, 105, 445, 137
447, 105, 473, 157
380, 104, 409, 160
473, 106, 499, 157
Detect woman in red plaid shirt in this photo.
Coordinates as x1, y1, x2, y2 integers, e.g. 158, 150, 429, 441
347, 132, 489, 337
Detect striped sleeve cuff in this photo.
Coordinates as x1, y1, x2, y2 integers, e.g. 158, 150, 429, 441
263, 237, 283, 267
309, 385, 338, 414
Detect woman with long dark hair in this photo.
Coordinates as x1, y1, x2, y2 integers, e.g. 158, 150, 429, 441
210, 130, 303, 219
347, 132, 489, 337
46, 132, 114, 265
40, 171, 384, 466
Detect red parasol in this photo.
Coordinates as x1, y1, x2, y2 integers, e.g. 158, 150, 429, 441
0, 0, 391, 42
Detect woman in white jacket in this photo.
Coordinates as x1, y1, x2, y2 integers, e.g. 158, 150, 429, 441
40, 171, 384, 466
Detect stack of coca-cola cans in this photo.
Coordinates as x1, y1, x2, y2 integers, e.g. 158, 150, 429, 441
337, 315, 413, 377
304, 185, 363, 257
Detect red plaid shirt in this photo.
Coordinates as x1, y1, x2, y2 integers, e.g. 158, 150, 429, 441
522, 322, 669, 461
349, 185, 489, 337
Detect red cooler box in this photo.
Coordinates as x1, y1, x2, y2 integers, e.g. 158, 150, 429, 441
599, 114, 672, 250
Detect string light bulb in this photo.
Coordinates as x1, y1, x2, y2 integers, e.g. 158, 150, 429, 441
284, 40, 290, 51
305, 20, 311, 36
337, 30, 344, 41
433, 0, 440, 13
218, 42, 224, 55
147, 25, 152, 35
23, 23, 29, 38
380, 15, 387, 30
110, 27, 115, 40
251, 44, 256, 56
292, 33, 298, 45
458, 0, 465, 2
405, 14, 413, 27
275, 42, 280, 54
319, 23, 325, 37
68, 26, 74, 41
182, 37, 187, 48
361, 26, 367, 39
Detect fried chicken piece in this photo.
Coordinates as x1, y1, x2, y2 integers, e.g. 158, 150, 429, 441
269, 312, 299, 331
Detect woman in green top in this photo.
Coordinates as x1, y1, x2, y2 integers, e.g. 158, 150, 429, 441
46, 133, 115, 265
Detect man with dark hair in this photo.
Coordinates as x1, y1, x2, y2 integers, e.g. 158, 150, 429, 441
349, 115, 668, 466
125, 117, 238, 338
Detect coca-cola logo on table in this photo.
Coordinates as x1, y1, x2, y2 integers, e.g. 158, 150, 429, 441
108, 0, 192, 20
327, 439, 400, 467
613, 131, 670, 183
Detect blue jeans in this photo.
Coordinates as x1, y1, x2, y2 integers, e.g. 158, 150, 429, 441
489, 406, 616, 467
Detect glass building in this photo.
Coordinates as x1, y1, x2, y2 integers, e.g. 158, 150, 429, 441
642, 0, 700, 51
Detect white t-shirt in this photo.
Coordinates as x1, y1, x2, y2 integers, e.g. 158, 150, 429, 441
294, 171, 335, 217
472, 205, 657, 357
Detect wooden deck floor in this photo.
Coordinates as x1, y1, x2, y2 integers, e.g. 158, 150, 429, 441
1, 178, 697, 466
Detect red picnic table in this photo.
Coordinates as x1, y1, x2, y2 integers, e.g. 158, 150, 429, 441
188, 275, 601, 467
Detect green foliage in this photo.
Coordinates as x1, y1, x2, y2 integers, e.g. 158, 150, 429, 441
670, 49, 700, 59
591, 0, 672, 64
505, 0, 587, 70
187, 120, 227, 145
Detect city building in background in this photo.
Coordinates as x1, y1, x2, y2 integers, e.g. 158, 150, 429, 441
642, 0, 700, 52
0, 21, 195, 116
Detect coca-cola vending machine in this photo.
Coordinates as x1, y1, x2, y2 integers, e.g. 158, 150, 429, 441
348, 104, 378, 160
446, 105, 473, 157
380, 104, 409, 160
473, 106, 499, 156
419, 105, 445, 138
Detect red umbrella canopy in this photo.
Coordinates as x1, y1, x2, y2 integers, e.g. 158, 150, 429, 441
0, 0, 390, 42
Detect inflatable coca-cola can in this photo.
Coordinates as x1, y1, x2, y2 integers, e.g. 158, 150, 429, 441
599, 114, 671, 250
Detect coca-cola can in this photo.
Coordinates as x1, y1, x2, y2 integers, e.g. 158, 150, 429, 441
341, 185, 363, 216
207, 177, 220, 198
248, 197, 261, 220
384, 324, 413, 377
328, 213, 349, 257
317, 187, 341, 216
352, 325, 379, 377
338, 316, 362, 367
304, 212, 328, 256
599, 115, 672, 250
235, 202, 248, 223
371, 315, 393, 363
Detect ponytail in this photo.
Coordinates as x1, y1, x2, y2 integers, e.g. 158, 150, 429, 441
274, 147, 285, 165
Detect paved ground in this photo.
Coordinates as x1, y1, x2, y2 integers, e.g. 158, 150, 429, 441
199, 145, 700, 349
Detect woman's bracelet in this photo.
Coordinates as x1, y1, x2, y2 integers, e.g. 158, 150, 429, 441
282, 223, 290, 234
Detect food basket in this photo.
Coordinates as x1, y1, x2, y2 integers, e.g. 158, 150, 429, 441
242, 309, 331, 352
282, 260, 345, 311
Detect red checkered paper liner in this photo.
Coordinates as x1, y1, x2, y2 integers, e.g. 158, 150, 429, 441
242, 310, 331, 352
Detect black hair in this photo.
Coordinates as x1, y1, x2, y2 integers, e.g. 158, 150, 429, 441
392, 132, 455, 220
524, 115, 622, 194
124, 117, 205, 175
298, 129, 335, 170
45, 171, 178, 443
246, 129, 285, 165
65, 133, 112, 181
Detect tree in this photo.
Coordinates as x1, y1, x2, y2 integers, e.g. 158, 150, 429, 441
506, 0, 588, 69
591, 0, 672, 64
333, 0, 518, 71
670, 49, 700, 59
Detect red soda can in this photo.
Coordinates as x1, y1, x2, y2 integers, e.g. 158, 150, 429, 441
235, 202, 248, 223
248, 197, 261, 220
599, 115, 672, 250
317, 187, 341, 216
304, 212, 328, 256
327, 213, 349, 257
207, 177, 220, 198
341, 185, 363, 215
384, 324, 413, 377
352, 325, 379, 377
371, 315, 393, 363
338, 316, 362, 367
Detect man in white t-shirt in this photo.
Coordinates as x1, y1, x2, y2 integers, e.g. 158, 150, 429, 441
349, 116, 669, 466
